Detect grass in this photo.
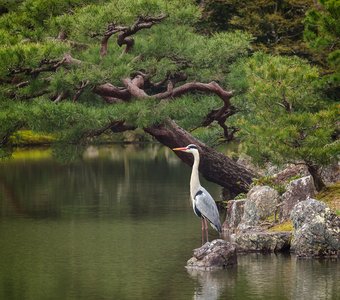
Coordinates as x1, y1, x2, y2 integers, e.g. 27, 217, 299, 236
316, 182, 340, 215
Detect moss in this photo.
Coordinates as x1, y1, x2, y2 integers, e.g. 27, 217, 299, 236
234, 192, 247, 200
269, 220, 293, 232
252, 176, 286, 195
9, 130, 55, 145
265, 214, 276, 222
316, 183, 340, 212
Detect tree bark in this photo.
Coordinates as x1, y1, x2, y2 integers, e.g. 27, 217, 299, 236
307, 164, 326, 191
145, 119, 254, 196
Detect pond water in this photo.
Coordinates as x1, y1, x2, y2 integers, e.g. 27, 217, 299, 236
0, 145, 339, 300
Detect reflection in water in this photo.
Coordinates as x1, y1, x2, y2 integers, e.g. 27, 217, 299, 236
0, 145, 339, 300
187, 268, 229, 300
188, 254, 340, 300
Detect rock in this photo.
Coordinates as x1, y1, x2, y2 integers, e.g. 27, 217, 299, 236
290, 198, 340, 257
280, 176, 316, 221
223, 199, 246, 231
238, 186, 280, 229
232, 231, 291, 253
321, 161, 340, 184
186, 239, 237, 270
272, 164, 309, 184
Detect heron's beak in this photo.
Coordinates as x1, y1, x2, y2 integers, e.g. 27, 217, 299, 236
172, 147, 187, 152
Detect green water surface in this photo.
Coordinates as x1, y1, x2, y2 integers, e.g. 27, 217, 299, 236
0, 145, 339, 300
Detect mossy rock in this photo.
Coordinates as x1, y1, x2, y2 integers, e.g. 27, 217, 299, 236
316, 183, 340, 215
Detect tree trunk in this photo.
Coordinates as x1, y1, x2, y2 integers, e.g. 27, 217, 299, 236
307, 164, 326, 191
145, 120, 255, 197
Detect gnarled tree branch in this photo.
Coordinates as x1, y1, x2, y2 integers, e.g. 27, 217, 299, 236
145, 119, 254, 195
100, 14, 167, 57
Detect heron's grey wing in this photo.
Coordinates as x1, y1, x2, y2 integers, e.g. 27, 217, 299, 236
194, 187, 221, 232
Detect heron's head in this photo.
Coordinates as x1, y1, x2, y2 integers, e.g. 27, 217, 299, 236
173, 144, 199, 154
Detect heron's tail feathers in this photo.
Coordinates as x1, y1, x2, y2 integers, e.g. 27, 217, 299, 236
210, 221, 222, 233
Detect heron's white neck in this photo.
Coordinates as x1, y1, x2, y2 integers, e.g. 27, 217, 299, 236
190, 150, 201, 200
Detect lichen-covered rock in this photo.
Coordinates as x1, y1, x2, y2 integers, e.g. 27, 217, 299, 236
280, 176, 316, 221
272, 164, 309, 184
238, 186, 279, 229
223, 199, 245, 231
290, 198, 340, 257
321, 161, 340, 184
186, 239, 237, 270
232, 231, 291, 253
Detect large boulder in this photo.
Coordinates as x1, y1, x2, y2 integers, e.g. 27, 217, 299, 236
280, 176, 316, 221
321, 161, 340, 184
186, 239, 237, 270
290, 198, 340, 257
238, 186, 280, 229
232, 231, 291, 253
223, 199, 246, 231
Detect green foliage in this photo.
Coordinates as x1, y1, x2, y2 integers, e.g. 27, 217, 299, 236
1, 0, 337, 177
304, 0, 340, 98
191, 125, 225, 147
234, 192, 247, 200
199, 0, 313, 56
229, 52, 324, 113
0, 0, 101, 43
0, 0, 254, 147
252, 176, 285, 195
228, 52, 339, 169
0, 41, 69, 76
191, 31, 253, 81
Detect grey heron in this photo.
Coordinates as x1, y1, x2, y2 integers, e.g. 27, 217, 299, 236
173, 144, 221, 245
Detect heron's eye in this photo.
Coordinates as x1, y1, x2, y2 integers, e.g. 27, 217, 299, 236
187, 144, 198, 150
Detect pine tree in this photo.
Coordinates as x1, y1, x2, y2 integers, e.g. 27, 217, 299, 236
304, 0, 340, 99
0, 0, 254, 194
198, 0, 313, 56
228, 52, 339, 190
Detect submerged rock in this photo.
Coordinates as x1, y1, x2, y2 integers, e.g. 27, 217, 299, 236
186, 239, 237, 270
232, 231, 291, 253
290, 198, 340, 257
280, 176, 315, 221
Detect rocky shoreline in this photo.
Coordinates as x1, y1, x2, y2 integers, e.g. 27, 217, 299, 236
186, 164, 340, 269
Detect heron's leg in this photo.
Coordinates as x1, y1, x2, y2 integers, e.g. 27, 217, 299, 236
201, 217, 205, 245
204, 218, 209, 243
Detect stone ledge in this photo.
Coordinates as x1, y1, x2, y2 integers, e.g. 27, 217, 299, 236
186, 239, 237, 270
